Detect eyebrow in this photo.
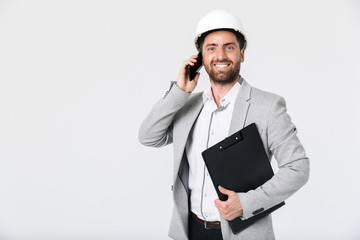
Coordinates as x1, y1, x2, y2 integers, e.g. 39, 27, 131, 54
205, 42, 236, 48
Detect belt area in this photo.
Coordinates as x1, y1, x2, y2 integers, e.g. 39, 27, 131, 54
191, 212, 221, 230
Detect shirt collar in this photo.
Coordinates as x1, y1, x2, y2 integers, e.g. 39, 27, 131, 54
202, 81, 241, 108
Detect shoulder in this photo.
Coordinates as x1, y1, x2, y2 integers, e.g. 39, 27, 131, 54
250, 86, 283, 106
245, 83, 288, 126
239, 78, 284, 108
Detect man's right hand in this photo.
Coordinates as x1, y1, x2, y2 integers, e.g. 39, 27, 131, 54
176, 55, 201, 93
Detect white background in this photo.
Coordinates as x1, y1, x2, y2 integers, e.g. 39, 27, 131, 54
0, 0, 359, 239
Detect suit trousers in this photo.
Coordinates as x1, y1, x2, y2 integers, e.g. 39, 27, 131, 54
189, 214, 223, 240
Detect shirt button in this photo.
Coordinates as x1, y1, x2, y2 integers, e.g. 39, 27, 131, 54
205, 194, 207, 197
211, 131, 214, 135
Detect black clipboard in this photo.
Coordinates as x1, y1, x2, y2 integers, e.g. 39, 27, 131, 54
201, 123, 285, 234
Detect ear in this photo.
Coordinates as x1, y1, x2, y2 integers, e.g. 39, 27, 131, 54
240, 48, 245, 63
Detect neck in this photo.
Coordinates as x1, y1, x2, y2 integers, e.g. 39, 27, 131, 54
210, 75, 239, 107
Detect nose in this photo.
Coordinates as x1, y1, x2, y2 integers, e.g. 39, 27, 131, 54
215, 48, 227, 61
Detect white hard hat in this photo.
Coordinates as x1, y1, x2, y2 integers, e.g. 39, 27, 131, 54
194, 9, 247, 51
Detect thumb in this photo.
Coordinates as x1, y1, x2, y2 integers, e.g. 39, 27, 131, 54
218, 185, 230, 194
193, 72, 201, 82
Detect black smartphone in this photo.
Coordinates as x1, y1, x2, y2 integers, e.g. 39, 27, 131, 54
187, 52, 203, 81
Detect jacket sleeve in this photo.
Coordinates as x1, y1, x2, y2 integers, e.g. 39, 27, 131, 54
138, 82, 191, 148
237, 96, 310, 220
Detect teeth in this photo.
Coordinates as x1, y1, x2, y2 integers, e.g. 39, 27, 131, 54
215, 64, 228, 68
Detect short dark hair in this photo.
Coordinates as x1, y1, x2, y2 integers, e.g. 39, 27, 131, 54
198, 28, 246, 52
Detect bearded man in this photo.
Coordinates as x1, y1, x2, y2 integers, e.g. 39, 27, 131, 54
139, 9, 309, 240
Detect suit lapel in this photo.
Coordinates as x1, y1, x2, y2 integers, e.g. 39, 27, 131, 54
228, 77, 252, 135
173, 94, 204, 181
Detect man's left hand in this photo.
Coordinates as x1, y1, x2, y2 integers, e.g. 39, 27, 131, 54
214, 185, 243, 221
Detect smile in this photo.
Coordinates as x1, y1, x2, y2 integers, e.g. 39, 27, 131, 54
214, 64, 230, 69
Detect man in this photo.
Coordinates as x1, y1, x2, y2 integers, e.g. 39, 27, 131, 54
139, 9, 309, 240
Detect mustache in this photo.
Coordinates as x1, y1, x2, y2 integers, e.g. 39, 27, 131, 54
211, 60, 232, 64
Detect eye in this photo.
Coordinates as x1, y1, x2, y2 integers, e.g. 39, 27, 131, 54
208, 47, 215, 52
226, 46, 234, 51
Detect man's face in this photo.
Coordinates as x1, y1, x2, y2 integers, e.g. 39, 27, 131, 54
201, 30, 244, 85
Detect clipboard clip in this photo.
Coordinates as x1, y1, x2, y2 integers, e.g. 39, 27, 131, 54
219, 131, 243, 151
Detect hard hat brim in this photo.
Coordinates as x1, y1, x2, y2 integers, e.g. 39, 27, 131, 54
195, 28, 247, 51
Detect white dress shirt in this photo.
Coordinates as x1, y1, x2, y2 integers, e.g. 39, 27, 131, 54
186, 81, 241, 221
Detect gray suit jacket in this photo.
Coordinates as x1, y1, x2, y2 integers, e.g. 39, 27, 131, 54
138, 78, 309, 240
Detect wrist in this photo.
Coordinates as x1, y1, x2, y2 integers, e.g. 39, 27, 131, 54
175, 82, 191, 93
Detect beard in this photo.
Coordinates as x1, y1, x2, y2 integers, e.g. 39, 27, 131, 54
204, 61, 241, 85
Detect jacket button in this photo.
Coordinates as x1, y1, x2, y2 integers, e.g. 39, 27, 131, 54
252, 208, 264, 215
171, 185, 174, 191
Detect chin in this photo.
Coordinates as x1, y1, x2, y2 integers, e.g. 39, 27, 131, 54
211, 72, 239, 85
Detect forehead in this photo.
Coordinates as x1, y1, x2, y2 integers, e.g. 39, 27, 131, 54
203, 30, 238, 45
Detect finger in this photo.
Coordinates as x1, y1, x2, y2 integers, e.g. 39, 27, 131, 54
184, 56, 199, 68
185, 56, 197, 62
185, 61, 195, 67
192, 72, 201, 82
214, 199, 224, 211
217, 206, 231, 220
